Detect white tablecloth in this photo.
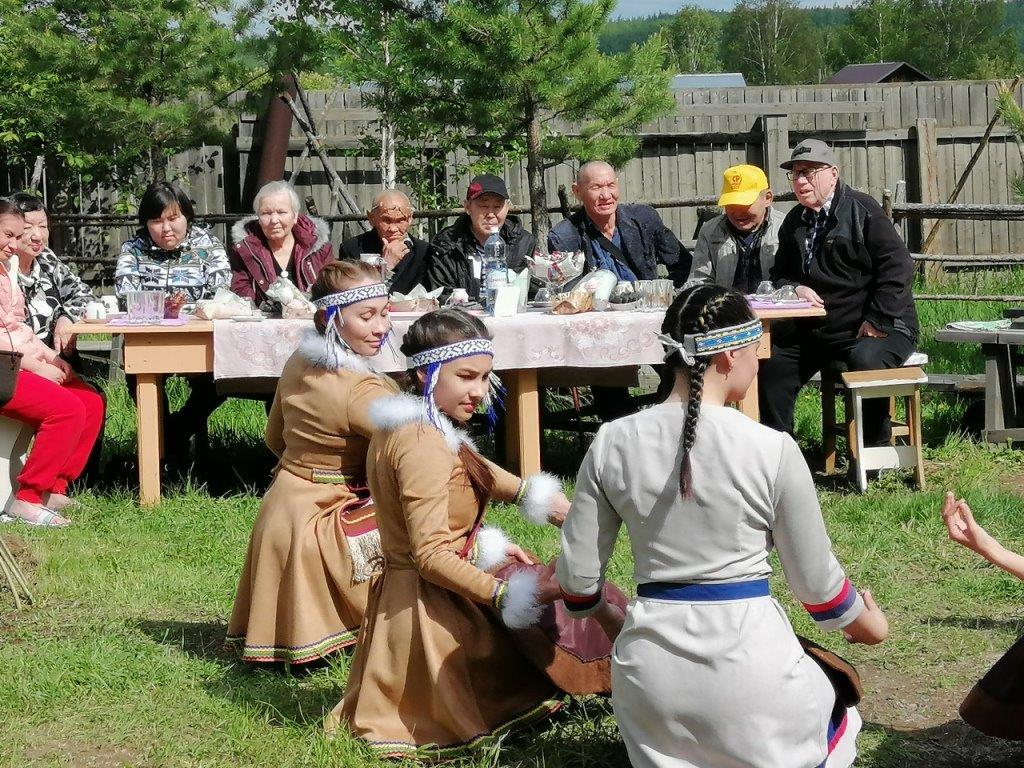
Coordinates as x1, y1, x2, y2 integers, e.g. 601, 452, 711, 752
212, 310, 665, 379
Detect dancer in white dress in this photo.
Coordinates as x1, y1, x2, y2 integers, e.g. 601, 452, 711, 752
555, 284, 890, 768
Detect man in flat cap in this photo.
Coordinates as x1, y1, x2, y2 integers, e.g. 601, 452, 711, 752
689, 163, 783, 291
759, 139, 918, 446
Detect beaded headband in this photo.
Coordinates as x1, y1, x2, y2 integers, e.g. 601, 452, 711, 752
408, 338, 494, 368
314, 282, 392, 368
408, 338, 502, 431
312, 282, 389, 309
656, 318, 762, 366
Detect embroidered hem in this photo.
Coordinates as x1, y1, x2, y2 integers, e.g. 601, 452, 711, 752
225, 627, 359, 664
359, 696, 564, 758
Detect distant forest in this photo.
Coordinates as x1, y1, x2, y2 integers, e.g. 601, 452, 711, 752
599, 2, 1024, 58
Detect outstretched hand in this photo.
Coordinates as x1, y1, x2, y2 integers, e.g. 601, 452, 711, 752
942, 491, 1000, 561
535, 559, 561, 605
547, 492, 571, 528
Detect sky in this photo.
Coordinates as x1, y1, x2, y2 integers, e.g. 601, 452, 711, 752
611, 0, 852, 18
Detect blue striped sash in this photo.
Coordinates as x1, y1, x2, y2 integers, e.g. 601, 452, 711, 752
637, 579, 770, 601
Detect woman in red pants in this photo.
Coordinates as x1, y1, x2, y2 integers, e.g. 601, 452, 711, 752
0, 197, 104, 526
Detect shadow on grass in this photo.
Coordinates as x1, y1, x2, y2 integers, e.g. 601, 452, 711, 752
135, 618, 345, 728
924, 615, 1024, 633
865, 719, 1024, 767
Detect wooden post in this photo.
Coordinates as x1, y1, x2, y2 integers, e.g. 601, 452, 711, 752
762, 115, 791, 194
914, 117, 943, 282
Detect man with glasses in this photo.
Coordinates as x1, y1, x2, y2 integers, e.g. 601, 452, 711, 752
759, 139, 918, 447
340, 189, 431, 294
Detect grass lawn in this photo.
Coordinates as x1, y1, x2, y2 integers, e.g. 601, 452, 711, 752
5, 272, 1024, 766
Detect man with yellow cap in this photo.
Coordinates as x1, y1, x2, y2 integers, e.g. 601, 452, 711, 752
689, 164, 783, 292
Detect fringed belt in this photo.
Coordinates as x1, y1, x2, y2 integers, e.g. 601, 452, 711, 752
637, 579, 770, 601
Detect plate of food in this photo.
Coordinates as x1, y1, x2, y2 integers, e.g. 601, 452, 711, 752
608, 290, 642, 311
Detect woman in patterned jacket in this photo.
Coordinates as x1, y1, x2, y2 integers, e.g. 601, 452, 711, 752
114, 181, 230, 470
12, 194, 97, 356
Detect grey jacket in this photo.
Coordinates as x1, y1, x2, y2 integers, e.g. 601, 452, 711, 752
689, 207, 785, 289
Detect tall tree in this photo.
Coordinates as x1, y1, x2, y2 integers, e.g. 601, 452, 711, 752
831, 0, 915, 66
0, 0, 251, 187
307, 0, 673, 238
720, 0, 823, 85
665, 6, 722, 74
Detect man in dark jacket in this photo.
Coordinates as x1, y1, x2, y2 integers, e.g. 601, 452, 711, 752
547, 160, 691, 285
759, 139, 919, 445
339, 189, 431, 295
427, 174, 536, 301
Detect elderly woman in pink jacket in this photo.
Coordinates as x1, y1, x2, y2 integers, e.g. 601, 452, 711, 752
0, 197, 103, 526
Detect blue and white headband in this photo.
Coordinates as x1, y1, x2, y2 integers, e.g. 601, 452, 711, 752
312, 282, 389, 309
314, 282, 391, 367
656, 318, 762, 366
408, 338, 504, 431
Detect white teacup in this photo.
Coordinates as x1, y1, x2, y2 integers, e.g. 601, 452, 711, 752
85, 301, 106, 320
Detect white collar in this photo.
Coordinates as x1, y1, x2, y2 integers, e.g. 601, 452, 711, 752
368, 393, 476, 454
297, 328, 375, 374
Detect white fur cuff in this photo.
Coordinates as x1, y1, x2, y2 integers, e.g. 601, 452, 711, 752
518, 472, 561, 526
474, 527, 511, 572
501, 570, 544, 629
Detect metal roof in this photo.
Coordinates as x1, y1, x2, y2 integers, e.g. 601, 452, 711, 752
670, 73, 747, 89
824, 62, 932, 84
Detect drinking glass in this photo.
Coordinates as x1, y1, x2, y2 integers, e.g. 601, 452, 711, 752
126, 290, 165, 324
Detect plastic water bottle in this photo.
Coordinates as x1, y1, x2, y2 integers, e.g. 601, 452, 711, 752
480, 227, 508, 312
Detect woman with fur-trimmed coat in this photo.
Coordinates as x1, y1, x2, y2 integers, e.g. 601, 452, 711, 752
226, 261, 394, 665
229, 181, 335, 307
329, 308, 615, 757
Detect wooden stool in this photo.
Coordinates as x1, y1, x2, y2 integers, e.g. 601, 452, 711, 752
0, 416, 32, 513
837, 367, 927, 492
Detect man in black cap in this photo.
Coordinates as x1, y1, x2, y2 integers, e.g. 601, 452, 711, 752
426, 173, 537, 301
759, 139, 918, 446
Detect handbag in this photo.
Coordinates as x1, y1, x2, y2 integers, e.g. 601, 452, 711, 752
0, 324, 22, 408
797, 634, 864, 707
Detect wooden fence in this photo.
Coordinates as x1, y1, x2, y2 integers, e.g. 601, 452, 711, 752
6, 78, 1024, 285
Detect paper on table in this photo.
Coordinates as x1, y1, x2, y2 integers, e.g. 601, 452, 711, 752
391, 285, 443, 302
946, 319, 1012, 331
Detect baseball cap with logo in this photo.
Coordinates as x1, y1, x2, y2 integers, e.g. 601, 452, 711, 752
466, 173, 509, 201
717, 165, 770, 207
780, 139, 839, 170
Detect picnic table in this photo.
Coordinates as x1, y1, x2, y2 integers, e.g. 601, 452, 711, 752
70, 304, 823, 505
934, 325, 1024, 444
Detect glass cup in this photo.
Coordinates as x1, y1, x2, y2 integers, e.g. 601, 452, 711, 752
126, 290, 165, 324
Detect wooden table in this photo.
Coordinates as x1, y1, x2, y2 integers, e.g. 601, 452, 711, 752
934, 326, 1024, 444
72, 305, 824, 506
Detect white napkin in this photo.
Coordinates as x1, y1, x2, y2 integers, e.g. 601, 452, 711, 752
391, 285, 444, 303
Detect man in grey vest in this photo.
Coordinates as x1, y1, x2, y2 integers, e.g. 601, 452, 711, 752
689, 164, 783, 292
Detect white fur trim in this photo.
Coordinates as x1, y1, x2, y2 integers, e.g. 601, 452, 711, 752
307, 215, 331, 253
519, 472, 561, 526
230, 215, 254, 246
368, 393, 472, 454
501, 570, 543, 629
297, 329, 373, 373
474, 527, 511, 572
230, 214, 329, 252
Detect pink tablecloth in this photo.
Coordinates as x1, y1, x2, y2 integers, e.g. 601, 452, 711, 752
212, 311, 665, 379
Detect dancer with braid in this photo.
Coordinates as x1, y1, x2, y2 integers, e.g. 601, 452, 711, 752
556, 284, 889, 768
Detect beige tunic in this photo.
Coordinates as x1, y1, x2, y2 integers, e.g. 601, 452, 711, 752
329, 394, 562, 756
227, 334, 398, 664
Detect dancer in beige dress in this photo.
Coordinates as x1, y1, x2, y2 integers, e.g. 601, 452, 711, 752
227, 261, 396, 665
330, 308, 578, 757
